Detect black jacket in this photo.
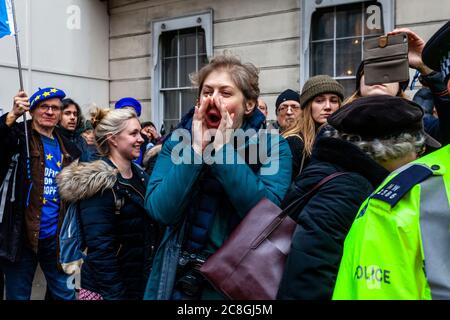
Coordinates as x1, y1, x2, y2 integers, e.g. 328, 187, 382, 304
57, 126, 88, 153
420, 71, 450, 150
57, 159, 162, 299
277, 137, 389, 300
0, 114, 80, 262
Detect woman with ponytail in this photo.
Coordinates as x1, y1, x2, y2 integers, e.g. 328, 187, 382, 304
57, 107, 162, 300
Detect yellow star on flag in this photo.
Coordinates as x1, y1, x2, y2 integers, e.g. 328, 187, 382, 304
46, 153, 53, 160
53, 198, 57, 202
34, 95, 41, 102
42, 92, 51, 97
50, 88, 58, 93
43, 198, 47, 204
56, 161, 61, 168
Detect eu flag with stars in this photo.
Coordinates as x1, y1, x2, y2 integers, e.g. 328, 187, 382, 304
0, 0, 14, 39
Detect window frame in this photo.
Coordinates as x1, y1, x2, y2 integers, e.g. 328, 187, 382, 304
151, 10, 213, 131
300, 0, 394, 87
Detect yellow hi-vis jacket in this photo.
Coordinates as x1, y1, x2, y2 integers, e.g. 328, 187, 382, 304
333, 145, 450, 300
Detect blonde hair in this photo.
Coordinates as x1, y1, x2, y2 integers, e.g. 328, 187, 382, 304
282, 98, 342, 157
299, 102, 319, 157
90, 107, 138, 156
281, 118, 302, 139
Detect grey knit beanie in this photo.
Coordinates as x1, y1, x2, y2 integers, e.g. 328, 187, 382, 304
300, 75, 344, 108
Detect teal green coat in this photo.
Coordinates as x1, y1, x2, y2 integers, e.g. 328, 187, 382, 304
143, 109, 292, 299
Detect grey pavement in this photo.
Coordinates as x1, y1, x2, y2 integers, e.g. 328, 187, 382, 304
1, 265, 46, 300
31, 265, 46, 300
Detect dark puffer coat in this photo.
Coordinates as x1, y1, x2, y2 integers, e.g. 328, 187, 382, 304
57, 159, 161, 300
277, 137, 390, 300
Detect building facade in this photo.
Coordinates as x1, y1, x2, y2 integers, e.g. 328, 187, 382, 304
0, 0, 109, 116
1, 1, 448, 130
108, 0, 448, 131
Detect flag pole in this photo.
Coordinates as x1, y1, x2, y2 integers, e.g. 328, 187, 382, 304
10, 0, 31, 180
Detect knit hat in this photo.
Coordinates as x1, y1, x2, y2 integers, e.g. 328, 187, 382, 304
275, 89, 300, 113
422, 20, 450, 84
300, 75, 344, 108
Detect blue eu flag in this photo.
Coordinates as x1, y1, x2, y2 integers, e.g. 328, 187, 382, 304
0, 0, 14, 39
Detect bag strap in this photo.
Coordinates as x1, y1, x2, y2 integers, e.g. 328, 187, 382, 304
298, 152, 306, 177
282, 172, 350, 218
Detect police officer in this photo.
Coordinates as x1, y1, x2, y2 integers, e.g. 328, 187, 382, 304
333, 21, 450, 300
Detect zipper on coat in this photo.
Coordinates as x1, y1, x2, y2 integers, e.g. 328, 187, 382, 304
118, 181, 145, 200
115, 243, 123, 257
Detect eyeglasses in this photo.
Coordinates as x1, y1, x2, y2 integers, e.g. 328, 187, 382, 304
278, 105, 301, 114
38, 104, 62, 112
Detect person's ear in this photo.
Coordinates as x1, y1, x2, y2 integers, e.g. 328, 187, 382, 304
107, 133, 118, 148
244, 100, 256, 115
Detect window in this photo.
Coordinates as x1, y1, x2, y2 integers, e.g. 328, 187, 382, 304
310, 2, 384, 96
152, 12, 213, 134
301, 0, 394, 98
160, 27, 208, 132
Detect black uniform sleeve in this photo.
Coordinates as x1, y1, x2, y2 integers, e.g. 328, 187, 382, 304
420, 71, 450, 148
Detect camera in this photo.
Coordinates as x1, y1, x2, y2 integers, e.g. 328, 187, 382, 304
175, 251, 208, 297
175, 268, 204, 297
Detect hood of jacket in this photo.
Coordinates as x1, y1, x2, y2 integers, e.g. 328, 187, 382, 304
312, 137, 389, 187
56, 159, 118, 203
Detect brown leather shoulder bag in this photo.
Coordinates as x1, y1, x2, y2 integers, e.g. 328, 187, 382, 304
200, 172, 349, 300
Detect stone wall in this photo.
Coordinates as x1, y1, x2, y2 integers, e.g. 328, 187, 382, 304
108, 0, 449, 121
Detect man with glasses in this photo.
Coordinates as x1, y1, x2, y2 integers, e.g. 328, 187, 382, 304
0, 88, 80, 300
275, 89, 302, 133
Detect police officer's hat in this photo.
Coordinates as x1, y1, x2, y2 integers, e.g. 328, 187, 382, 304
422, 21, 450, 84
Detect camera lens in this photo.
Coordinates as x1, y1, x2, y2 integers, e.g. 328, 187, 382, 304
177, 272, 202, 297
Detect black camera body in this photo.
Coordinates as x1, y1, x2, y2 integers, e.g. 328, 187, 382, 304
175, 251, 209, 297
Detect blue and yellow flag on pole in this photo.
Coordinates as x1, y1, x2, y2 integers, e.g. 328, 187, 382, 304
0, 0, 14, 38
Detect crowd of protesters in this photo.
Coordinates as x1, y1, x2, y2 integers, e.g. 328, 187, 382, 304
0, 24, 449, 300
